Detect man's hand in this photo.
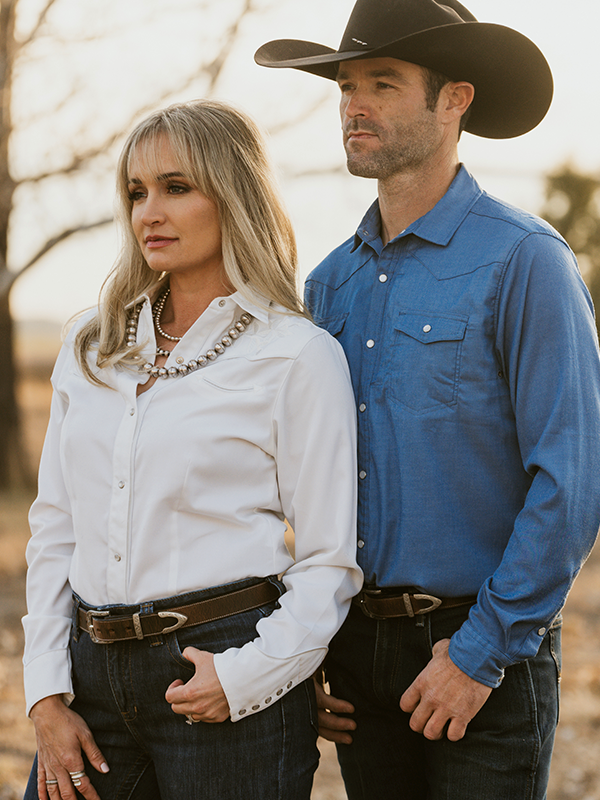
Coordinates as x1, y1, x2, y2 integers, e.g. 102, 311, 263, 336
166, 649, 230, 723
399, 639, 492, 741
312, 676, 356, 744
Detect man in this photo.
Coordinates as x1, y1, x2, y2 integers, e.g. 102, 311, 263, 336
255, 1, 600, 798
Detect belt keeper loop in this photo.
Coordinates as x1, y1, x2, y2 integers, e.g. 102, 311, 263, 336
402, 593, 415, 618
132, 613, 144, 640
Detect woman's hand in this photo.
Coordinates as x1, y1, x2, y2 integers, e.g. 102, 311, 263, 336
165, 648, 230, 723
30, 695, 109, 800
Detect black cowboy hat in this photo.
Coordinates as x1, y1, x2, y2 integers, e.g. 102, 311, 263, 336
254, 0, 553, 139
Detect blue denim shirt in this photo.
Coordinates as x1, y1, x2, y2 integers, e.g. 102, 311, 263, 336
305, 166, 600, 687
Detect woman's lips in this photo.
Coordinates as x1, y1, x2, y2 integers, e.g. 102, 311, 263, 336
145, 237, 177, 248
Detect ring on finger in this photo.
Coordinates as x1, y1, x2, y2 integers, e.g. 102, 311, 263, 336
45, 779, 59, 786
69, 770, 86, 780
186, 713, 201, 724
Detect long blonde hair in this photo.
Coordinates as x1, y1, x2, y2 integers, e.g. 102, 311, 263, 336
75, 99, 304, 383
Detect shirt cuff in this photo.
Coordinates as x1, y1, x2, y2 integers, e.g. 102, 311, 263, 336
448, 624, 507, 688
214, 644, 326, 722
23, 649, 73, 717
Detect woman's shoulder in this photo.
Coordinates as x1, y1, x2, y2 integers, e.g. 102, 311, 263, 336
252, 309, 338, 357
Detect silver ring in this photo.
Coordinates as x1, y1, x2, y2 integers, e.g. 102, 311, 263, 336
45, 779, 59, 786
186, 713, 201, 724
69, 771, 86, 780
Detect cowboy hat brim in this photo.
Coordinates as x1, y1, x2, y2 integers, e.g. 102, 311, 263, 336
255, 23, 553, 139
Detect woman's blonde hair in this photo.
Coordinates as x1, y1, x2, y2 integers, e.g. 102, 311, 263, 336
75, 99, 304, 383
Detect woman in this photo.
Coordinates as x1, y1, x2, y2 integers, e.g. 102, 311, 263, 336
22, 99, 361, 800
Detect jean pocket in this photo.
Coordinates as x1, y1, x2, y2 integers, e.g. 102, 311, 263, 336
166, 603, 277, 669
303, 677, 320, 736
387, 310, 468, 413
548, 616, 562, 682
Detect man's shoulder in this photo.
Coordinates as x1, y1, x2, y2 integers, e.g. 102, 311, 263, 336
471, 190, 564, 242
306, 234, 364, 289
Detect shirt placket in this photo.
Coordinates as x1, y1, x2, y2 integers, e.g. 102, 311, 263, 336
356, 238, 407, 561
106, 391, 139, 604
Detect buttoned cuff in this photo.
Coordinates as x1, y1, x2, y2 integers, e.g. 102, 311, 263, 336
448, 625, 507, 688
213, 644, 326, 722
23, 649, 74, 717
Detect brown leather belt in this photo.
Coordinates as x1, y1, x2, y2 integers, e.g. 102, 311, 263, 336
77, 580, 281, 644
355, 589, 477, 619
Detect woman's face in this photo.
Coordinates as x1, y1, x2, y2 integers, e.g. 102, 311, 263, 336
128, 137, 224, 281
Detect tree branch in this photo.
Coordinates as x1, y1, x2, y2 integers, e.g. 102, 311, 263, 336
0, 217, 113, 298
17, 0, 60, 49
21, 0, 259, 185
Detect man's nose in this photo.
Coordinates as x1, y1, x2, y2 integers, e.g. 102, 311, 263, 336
342, 88, 371, 119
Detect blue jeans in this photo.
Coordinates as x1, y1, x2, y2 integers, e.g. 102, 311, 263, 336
326, 601, 561, 800
24, 577, 319, 800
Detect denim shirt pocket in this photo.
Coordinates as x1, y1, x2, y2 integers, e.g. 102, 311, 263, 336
387, 311, 468, 413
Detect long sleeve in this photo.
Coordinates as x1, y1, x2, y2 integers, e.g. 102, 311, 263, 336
22, 342, 77, 714
449, 233, 600, 685
213, 333, 363, 720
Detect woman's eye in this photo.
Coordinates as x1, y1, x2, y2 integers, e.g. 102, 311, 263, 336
128, 189, 145, 201
168, 184, 189, 195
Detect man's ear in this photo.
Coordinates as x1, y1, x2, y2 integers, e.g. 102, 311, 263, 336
441, 81, 475, 123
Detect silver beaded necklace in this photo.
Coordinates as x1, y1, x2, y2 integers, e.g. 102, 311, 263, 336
153, 288, 182, 342
125, 295, 253, 380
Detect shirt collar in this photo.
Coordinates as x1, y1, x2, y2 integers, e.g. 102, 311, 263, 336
129, 286, 271, 326
353, 164, 483, 252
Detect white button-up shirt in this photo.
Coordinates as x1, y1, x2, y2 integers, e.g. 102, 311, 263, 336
23, 291, 362, 720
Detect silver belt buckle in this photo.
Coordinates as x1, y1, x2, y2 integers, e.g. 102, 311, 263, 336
407, 593, 442, 616
85, 609, 111, 644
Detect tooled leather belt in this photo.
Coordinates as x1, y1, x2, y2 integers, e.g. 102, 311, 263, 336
77, 580, 281, 644
354, 589, 477, 619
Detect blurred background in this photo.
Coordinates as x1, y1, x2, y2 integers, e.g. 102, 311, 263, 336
1, 1, 600, 797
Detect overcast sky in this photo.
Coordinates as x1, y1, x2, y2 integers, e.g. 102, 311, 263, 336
11, 0, 599, 323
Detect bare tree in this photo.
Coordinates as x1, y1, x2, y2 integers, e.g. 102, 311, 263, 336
0, 0, 260, 489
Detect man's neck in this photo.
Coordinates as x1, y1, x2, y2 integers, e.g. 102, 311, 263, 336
377, 155, 461, 245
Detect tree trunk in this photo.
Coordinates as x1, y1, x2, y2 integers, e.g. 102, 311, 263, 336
0, 0, 32, 489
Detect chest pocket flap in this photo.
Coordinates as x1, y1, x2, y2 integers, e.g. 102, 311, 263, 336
394, 312, 467, 344
315, 312, 349, 338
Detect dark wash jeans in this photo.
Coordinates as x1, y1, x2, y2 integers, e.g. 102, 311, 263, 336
326, 601, 561, 800
24, 577, 319, 800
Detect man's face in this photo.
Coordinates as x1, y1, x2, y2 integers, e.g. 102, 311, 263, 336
336, 57, 446, 180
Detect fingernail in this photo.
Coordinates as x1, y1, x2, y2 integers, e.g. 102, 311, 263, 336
100, 762, 110, 773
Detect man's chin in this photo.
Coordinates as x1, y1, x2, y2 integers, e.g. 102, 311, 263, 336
346, 157, 380, 179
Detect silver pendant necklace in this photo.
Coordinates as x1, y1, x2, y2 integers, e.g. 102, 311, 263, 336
125, 297, 253, 380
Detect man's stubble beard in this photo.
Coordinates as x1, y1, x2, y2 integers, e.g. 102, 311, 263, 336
344, 110, 441, 181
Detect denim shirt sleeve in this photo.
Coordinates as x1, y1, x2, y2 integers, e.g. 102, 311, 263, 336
449, 232, 600, 686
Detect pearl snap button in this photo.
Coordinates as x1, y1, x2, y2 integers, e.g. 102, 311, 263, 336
359, 403, 366, 412
366, 339, 375, 348
118, 481, 125, 489
423, 324, 432, 333
114, 554, 121, 562
359, 471, 367, 479
219, 299, 226, 307
357, 540, 365, 549
379, 274, 388, 283
538, 627, 546, 636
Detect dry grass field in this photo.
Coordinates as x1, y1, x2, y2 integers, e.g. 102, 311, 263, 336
0, 327, 599, 798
